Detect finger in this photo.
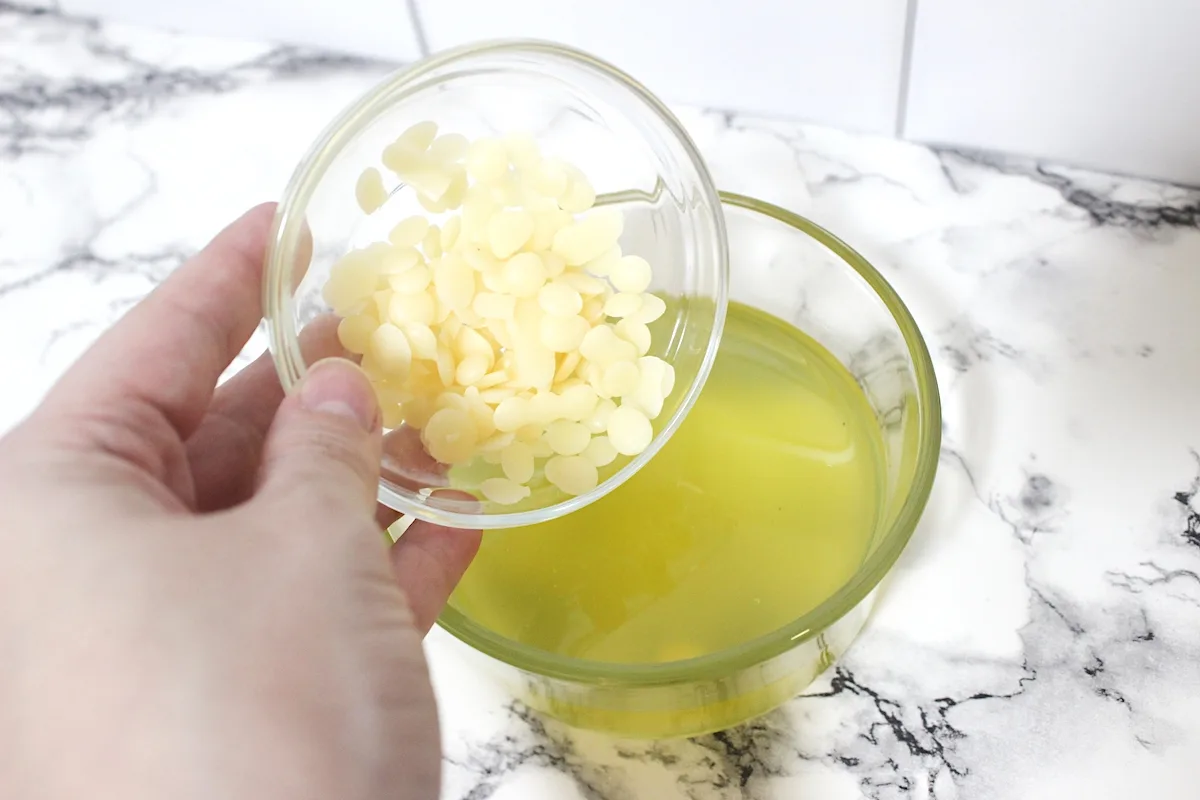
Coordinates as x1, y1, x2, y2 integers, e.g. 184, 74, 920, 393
256, 358, 381, 515
186, 315, 344, 511
390, 517, 482, 634
374, 426, 451, 529
43, 203, 276, 442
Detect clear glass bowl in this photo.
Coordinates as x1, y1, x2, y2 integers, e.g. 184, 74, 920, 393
437, 192, 942, 738
264, 41, 728, 529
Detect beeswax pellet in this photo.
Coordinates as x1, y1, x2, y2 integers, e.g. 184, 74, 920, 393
532, 158, 569, 198
545, 455, 599, 495
399, 120, 439, 150
584, 398, 616, 434
422, 225, 442, 259
546, 420, 591, 456
611, 255, 652, 293
538, 314, 589, 353
466, 138, 508, 183
493, 396, 530, 432
489, 209, 535, 259
582, 435, 618, 467
389, 216, 430, 248
607, 406, 652, 456
389, 265, 431, 294
503, 252, 547, 297
456, 354, 490, 386
378, 247, 421, 275
337, 314, 378, 355
434, 257, 475, 310
632, 293, 666, 323
440, 215, 463, 251
538, 281, 583, 317
559, 384, 598, 422
472, 292, 517, 320
429, 132, 469, 163
355, 167, 387, 214
370, 323, 412, 379
423, 407, 477, 464
579, 325, 637, 365
554, 350, 582, 384
504, 133, 541, 169
389, 289, 436, 326
604, 293, 642, 319
602, 360, 640, 398
615, 318, 651, 356
551, 210, 622, 265
500, 441, 535, 484
402, 322, 438, 360
559, 175, 596, 214
481, 477, 530, 506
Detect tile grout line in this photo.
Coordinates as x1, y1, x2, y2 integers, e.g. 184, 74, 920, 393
404, 0, 431, 58
894, 0, 920, 138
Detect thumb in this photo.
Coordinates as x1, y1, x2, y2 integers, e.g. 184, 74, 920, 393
257, 357, 382, 513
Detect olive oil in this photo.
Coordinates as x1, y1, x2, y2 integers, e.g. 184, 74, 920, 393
448, 301, 885, 664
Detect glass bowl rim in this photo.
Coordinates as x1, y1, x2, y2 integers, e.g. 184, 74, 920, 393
263, 38, 729, 530
436, 190, 943, 686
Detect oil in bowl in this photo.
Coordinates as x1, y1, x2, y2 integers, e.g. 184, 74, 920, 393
437, 193, 941, 738
449, 300, 885, 664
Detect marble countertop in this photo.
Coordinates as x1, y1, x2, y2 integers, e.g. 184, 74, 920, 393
4, 3, 1200, 798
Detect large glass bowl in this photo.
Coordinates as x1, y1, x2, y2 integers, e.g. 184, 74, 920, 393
264, 41, 727, 529
437, 192, 941, 738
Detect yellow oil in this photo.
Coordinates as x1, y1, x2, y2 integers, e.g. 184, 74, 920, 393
448, 302, 885, 664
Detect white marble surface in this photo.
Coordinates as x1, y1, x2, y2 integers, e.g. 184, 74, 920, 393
4, 3, 1200, 798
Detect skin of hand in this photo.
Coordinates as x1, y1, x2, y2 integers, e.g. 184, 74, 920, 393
0, 204, 481, 800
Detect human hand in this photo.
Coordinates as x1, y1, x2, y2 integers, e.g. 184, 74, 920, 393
0, 204, 481, 800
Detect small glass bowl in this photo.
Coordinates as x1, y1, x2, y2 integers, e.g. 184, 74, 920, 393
264, 41, 728, 529
436, 193, 942, 738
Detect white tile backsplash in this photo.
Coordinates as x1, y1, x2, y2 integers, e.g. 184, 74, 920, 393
413, 0, 909, 135
903, 0, 1200, 185
47, 0, 1200, 184
59, 0, 422, 62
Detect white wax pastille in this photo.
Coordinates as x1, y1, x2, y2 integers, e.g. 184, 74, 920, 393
545, 455, 599, 495
480, 477, 531, 505
606, 406, 653, 456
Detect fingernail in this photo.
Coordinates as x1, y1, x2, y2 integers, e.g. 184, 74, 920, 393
298, 358, 379, 432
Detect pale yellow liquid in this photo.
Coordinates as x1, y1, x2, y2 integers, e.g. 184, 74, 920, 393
448, 302, 885, 664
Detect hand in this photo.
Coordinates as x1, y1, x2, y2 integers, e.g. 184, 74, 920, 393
0, 204, 481, 800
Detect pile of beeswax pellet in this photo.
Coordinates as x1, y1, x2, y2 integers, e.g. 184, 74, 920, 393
324, 122, 674, 504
